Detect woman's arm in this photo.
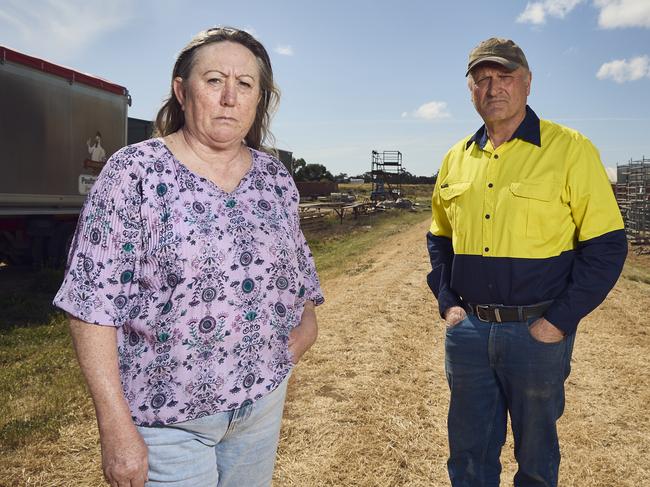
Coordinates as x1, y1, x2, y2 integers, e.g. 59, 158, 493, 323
68, 316, 148, 487
288, 301, 318, 364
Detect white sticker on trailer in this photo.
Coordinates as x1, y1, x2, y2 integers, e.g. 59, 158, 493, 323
79, 175, 97, 195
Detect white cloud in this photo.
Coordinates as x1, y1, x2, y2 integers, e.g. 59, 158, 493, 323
0, 0, 133, 60
517, 0, 584, 24
597, 55, 650, 82
274, 45, 294, 56
404, 101, 451, 120
595, 0, 650, 28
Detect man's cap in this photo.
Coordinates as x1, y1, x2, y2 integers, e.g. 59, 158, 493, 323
466, 37, 529, 76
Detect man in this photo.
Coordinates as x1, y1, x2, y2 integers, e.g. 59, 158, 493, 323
427, 37, 627, 487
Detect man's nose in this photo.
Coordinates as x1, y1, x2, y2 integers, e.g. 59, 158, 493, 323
487, 79, 500, 96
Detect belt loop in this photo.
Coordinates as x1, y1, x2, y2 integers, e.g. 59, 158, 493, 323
494, 308, 502, 323
517, 306, 524, 322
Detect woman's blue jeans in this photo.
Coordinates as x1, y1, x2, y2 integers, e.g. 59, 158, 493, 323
136, 373, 290, 487
444, 314, 575, 487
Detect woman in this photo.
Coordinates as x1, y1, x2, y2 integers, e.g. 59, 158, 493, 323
54, 27, 323, 487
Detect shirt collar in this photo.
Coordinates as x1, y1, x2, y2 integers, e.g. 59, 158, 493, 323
465, 105, 541, 150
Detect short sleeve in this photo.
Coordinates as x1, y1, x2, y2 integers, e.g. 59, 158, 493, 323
287, 178, 324, 306
53, 149, 144, 326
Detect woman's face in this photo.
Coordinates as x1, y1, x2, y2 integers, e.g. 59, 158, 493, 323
174, 41, 261, 150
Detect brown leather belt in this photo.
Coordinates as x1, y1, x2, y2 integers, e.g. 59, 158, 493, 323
465, 301, 553, 323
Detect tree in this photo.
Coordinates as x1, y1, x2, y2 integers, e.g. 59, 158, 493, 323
294, 163, 334, 182
291, 157, 307, 174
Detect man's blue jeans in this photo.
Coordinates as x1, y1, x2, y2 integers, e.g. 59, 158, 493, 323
444, 314, 575, 487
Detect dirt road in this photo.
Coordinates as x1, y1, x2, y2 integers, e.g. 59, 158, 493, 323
275, 219, 650, 486
5, 218, 649, 486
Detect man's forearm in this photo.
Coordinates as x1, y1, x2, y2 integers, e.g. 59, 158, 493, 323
426, 231, 462, 317
545, 229, 627, 335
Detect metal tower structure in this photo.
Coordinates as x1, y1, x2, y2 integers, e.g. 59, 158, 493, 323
616, 157, 650, 244
370, 150, 403, 201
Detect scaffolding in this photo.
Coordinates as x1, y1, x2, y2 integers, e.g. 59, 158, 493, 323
370, 150, 403, 201
616, 157, 650, 244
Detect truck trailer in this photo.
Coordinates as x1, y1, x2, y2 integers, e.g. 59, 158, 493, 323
0, 46, 133, 266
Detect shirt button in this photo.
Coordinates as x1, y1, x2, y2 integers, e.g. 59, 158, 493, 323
494, 154, 499, 159
488, 183, 493, 188
485, 247, 490, 252
485, 214, 490, 219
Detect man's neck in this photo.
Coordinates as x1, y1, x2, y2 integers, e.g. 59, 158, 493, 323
485, 109, 527, 149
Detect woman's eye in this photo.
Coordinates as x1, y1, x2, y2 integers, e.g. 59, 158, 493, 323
208, 78, 223, 84
238, 80, 252, 88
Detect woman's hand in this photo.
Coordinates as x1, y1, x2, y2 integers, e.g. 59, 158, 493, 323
100, 422, 148, 487
288, 301, 318, 364
68, 317, 149, 486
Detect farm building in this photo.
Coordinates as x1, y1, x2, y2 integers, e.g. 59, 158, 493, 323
615, 157, 650, 244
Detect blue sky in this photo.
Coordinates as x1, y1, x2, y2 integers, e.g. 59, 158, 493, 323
1, 0, 649, 178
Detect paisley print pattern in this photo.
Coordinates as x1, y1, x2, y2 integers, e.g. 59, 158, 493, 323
54, 139, 323, 426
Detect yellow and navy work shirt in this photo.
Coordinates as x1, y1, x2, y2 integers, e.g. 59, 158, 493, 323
427, 106, 627, 335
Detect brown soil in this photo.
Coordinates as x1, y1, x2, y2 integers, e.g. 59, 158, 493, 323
3, 219, 649, 486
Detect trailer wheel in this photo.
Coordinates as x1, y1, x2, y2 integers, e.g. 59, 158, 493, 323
48, 222, 76, 268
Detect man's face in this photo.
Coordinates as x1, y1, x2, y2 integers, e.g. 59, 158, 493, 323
469, 63, 531, 126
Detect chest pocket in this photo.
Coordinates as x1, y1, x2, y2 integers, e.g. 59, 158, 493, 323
439, 182, 471, 232
509, 179, 561, 240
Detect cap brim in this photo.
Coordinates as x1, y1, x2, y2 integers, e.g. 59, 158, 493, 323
466, 56, 520, 76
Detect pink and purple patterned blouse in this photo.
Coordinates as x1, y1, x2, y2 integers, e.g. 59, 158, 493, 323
54, 139, 323, 426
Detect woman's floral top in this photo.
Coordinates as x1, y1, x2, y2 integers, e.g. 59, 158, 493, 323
54, 139, 324, 426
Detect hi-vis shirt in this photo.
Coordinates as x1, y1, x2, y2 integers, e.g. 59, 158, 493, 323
427, 106, 627, 335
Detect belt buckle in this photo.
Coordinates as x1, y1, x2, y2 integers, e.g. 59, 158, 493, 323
476, 305, 492, 322
476, 304, 502, 323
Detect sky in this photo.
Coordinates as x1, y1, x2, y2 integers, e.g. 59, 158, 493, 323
1, 0, 649, 178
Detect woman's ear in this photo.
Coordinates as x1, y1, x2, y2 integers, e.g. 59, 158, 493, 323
172, 77, 186, 110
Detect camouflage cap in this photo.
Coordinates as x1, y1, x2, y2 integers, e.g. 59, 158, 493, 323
466, 37, 529, 76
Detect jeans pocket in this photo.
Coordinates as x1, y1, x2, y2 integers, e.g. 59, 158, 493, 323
526, 323, 565, 346
445, 315, 468, 334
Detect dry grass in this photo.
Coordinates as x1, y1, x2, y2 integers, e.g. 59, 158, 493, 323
1, 217, 649, 486
274, 220, 650, 486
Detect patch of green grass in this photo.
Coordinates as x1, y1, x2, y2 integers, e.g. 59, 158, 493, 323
305, 209, 430, 277
0, 315, 92, 452
0, 210, 431, 455
0, 268, 64, 331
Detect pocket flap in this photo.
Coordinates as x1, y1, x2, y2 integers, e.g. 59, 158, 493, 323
439, 182, 471, 201
509, 181, 558, 202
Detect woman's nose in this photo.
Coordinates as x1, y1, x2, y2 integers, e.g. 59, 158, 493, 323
221, 81, 236, 106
